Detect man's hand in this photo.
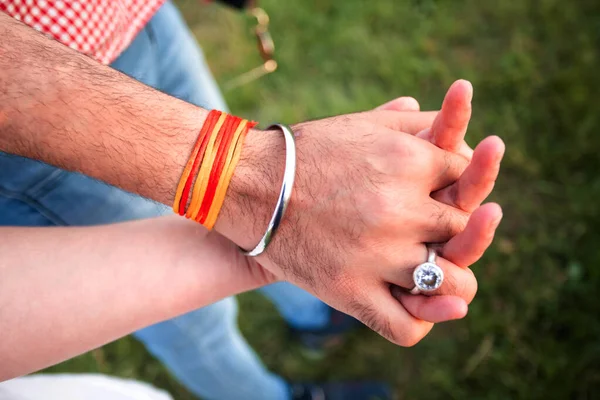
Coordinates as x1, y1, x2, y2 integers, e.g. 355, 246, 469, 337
376, 80, 504, 327
217, 82, 504, 346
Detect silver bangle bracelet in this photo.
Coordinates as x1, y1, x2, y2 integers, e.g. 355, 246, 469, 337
241, 123, 297, 257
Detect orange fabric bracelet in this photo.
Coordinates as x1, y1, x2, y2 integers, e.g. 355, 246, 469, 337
193, 115, 237, 222
172, 110, 221, 215
196, 116, 243, 223
204, 120, 255, 229
173, 110, 256, 230
188, 114, 232, 221
176, 110, 221, 215
186, 112, 227, 220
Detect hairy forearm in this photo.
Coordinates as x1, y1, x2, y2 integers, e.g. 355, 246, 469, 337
0, 217, 270, 381
0, 13, 205, 203
0, 13, 281, 249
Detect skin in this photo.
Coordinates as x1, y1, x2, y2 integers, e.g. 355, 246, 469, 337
0, 87, 503, 380
0, 217, 274, 381
377, 82, 504, 323
0, 13, 504, 348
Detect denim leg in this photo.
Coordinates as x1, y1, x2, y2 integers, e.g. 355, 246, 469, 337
135, 298, 288, 400
260, 283, 331, 329
146, 2, 228, 112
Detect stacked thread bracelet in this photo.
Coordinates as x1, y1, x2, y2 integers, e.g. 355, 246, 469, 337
173, 110, 256, 230
173, 111, 297, 257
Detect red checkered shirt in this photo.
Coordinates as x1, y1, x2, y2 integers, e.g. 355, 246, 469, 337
0, 0, 167, 64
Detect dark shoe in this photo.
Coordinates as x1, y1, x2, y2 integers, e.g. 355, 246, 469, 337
290, 307, 361, 355
290, 382, 392, 400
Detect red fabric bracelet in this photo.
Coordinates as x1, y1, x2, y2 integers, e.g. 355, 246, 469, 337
178, 110, 221, 215
197, 115, 243, 223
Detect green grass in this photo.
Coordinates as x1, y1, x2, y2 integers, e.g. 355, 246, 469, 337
44, 0, 600, 398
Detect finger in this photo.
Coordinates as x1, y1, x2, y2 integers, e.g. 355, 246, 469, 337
418, 200, 470, 243
418, 127, 474, 160
372, 110, 438, 135
426, 145, 470, 191
392, 289, 468, 323
402, 134, 469, 190
432, 136, 505, 212
382, 246, 478, 303
441, 203, 503, 268
376, 96, 421, 112
455, 140, 474, 160
356, 283, 433, 346
430, 79, 473, 152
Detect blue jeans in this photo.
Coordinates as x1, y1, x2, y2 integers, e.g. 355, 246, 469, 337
0, 2, 330, 399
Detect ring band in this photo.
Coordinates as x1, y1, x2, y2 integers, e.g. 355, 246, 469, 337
410, 248, 444, 295
240, 124, 297, 257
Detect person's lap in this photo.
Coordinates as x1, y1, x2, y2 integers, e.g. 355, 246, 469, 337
0, 2, 327, 399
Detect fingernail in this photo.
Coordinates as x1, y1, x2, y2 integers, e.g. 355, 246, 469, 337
497, 151, 504, 163
455, 79, 473, 102
491, 212, 503, 228
464, 80, 474, 103
403, 97, 420, 111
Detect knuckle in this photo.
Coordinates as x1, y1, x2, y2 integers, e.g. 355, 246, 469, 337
439, 151, 468, 182
442, 272, 460, 296
387, 136, 417, 160
451, 152, 470, 174
443, 267, 477, 303
364, 190, 402, 229
426, 205, 469, 240
445, 211, 469, 237
396, 324, 426, 347
379, 198, 402, 226
376, 135, 422, 176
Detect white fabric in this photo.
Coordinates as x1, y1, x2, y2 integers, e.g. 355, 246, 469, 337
0, 374, 173, 400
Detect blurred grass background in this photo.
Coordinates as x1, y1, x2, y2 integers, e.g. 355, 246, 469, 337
44, 0, 600, 398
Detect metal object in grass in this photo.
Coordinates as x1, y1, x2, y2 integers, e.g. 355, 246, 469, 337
225, 7, 278, 91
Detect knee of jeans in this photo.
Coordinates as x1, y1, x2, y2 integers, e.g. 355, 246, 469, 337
133, 297, 239, 350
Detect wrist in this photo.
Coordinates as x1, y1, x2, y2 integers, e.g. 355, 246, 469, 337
214, 127, 285, 250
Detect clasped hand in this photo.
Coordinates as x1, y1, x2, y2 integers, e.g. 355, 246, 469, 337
222, 80, 504, 346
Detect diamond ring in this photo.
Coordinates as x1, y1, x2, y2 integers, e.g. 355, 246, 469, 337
409, 248, 444, 295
